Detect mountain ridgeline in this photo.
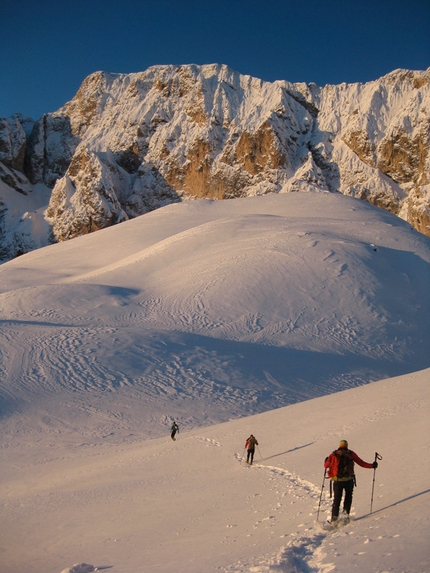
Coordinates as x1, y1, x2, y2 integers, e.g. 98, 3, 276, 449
0, 64, 429, 261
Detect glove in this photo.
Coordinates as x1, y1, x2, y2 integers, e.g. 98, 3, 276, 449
372, 461, 378, 469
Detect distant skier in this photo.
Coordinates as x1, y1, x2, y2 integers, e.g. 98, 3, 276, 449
170, 421, 179, 441
245, 434, 259, 464
324, 439, 377, 523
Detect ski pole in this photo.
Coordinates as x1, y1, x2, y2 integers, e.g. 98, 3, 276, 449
316, 467, 327, 522
257, 445, 262, 460
370, 452, 382, 514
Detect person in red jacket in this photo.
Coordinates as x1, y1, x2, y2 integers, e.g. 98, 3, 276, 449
245, 434, 259, 465
324, 439, 377, 523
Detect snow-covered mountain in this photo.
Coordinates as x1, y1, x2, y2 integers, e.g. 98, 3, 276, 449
1, 64, 429, 261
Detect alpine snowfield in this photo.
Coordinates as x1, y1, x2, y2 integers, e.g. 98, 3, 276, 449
0, 192, 429, 573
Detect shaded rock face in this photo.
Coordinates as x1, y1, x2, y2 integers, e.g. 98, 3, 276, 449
0, 116, 27, 173
24, 114, 78, 188
0, 115, 34, 194
0, 64, 429, 259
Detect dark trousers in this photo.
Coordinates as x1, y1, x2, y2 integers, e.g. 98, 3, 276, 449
171, 430, 177, 440
332, 479, 354, 518
247, 448, 255, 464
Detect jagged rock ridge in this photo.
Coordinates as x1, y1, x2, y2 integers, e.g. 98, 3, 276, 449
0, 64, 429, 260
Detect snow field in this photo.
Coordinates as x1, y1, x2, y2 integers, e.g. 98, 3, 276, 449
1, 368, 429, 573
0, 192, 429, 572
1, 194, 429, 444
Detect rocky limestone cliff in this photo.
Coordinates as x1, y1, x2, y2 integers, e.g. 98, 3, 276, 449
1, 64, 429, 261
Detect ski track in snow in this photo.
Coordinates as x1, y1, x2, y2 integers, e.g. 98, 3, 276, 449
0, 311, 378, 442
223, 532, 332, 573
222, 455, 339, 573
237, 455, 321, 500
225, 450, 413, 573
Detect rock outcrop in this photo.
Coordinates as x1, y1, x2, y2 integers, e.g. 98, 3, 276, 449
1, 64, 429, 261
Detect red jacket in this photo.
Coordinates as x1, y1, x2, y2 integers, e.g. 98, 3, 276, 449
324, 448, 373, 480
245, 436, 258, 450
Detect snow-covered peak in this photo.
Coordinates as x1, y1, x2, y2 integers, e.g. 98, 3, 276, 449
1, 64, 429, 261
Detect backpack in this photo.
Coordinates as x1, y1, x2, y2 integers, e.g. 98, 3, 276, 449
247, 436, 257, 448
327, 448, 354, 479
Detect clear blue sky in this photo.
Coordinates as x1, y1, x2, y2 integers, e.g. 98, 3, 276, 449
2, 0, 429, 120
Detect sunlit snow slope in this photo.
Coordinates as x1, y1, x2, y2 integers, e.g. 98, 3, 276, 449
0, 192, 429, 442
1, 368, 429, 573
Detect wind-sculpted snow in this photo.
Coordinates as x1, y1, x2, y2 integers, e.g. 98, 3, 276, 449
0, 193, 429, 443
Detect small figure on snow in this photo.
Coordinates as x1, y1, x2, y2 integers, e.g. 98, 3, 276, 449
245, 434, 259, 464
324, 439, 377, 523
170, 421, 179, 441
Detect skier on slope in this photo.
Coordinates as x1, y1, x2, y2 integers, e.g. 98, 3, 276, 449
324, 439, 377, 523
170, 421, 179, 441
245, 434, 258, 465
